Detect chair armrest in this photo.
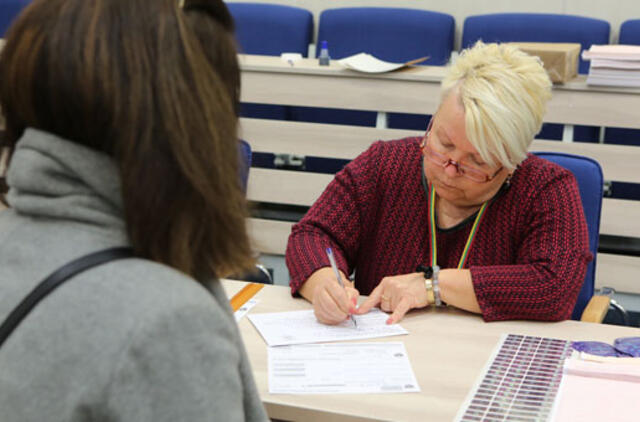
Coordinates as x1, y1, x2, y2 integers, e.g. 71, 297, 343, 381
580, 295, 612, 323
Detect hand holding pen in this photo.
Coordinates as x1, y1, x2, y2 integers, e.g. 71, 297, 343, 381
326, 248, 358, 328
300, 249, 360, 326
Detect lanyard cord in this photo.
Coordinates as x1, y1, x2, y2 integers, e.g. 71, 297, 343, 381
428, 184, 488, 269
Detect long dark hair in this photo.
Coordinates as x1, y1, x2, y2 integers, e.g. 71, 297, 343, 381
0, 0, 253, 278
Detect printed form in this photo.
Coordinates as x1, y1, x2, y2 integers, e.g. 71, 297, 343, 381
247, 308, 408, 346
269, 342, 421, 394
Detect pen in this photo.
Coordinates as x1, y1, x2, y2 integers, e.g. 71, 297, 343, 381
326, 247, 357, 328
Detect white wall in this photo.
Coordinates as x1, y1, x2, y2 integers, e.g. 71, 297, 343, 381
226, 0, 639, 49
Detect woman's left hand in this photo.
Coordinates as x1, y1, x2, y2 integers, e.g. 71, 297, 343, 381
356, 272, 429, 324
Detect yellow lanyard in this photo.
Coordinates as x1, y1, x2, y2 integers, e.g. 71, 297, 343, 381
428, 184, 488, 269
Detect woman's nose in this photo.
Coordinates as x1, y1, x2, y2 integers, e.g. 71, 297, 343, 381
443, 160, 460, 177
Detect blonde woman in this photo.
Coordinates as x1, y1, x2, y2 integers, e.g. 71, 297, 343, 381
286, 42, 591, 325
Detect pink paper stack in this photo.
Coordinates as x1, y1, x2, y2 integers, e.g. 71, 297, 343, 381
582, 45, 640, 87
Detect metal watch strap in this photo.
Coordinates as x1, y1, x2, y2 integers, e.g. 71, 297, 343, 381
432, 265, 443, 307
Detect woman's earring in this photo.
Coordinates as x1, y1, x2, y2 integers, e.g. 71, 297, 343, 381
506, 173, 513, 186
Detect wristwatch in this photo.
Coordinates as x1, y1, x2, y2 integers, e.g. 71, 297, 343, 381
416, 264, 436, 306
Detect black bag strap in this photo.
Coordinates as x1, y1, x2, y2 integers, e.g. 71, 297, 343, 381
0, 247, 134, 348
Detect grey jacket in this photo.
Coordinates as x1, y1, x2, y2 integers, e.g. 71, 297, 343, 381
0, 129, 268, 422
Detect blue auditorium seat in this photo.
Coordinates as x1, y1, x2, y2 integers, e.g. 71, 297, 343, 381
604, 19, 640, 146
228, 2, 313, 121
462, 13, 610, 143
290, 7, 455, 131
0, 0, 30, 36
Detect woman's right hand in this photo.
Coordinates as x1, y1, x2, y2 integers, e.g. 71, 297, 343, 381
299, 267, 360, 325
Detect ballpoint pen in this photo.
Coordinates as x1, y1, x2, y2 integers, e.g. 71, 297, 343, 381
326, 247, 358, 328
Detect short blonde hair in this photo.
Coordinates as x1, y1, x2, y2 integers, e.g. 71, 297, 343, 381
441, 41, 552, 170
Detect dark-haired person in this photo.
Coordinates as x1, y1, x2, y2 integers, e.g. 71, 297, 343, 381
0, 0, 267, 421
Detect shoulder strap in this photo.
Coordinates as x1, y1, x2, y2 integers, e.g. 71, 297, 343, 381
0, 247, 134, 348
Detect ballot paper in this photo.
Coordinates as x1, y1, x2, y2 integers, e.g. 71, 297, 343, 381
269, 342, 420, 394
338, 52, 428, 73
247, 308, 408, 346
234, 298, 259, 322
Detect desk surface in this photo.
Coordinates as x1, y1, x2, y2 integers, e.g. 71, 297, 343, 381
223, 280, 640, 422
240, 54, 640, 95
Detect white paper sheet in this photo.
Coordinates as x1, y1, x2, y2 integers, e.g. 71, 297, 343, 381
268, 342, 420, 394
247, 308, 408, 346
234, 298, 259, 322
339, 53, 407, 73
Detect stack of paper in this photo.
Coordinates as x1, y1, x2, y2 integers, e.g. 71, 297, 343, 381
248, 309, 421, 394
582, 45, 640, 87
550, 354, 640, 421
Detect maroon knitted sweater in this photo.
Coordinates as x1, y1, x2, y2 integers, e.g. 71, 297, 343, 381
285, 137, 592, 322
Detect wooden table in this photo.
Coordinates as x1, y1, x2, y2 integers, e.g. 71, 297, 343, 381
223, 280, 640, 422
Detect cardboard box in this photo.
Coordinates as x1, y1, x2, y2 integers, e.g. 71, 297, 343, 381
509, 42, 581, 83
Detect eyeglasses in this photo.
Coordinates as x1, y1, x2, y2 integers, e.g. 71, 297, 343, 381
422, 118, 503, 183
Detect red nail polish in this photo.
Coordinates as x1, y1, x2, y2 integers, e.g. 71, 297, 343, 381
386, 318, 393, 324
352, 297, 357, 305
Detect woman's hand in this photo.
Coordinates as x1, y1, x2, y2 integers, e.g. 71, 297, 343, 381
357, 272, 429, 324
300, 267, 359, 325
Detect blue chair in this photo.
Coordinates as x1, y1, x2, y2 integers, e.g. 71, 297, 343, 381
236, 139, 273, 284
604, 19, 640, 146
0, 0, 30, 36
228, 3, 313, 121
462, 13, 610, 143
291, 7, 455, 130
238, 139, 252, 193
533, 152, 602, 320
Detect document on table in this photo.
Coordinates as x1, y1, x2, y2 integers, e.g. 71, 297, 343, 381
247, 308, 408, 346
234, 298, 258, 321
269, 342, 420, 394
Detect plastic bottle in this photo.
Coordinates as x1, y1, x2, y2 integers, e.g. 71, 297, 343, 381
318, 40, 330, 66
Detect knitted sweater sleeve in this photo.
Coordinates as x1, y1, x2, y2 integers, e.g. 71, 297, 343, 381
470, 170, 592, 322
286, 141, 382, 295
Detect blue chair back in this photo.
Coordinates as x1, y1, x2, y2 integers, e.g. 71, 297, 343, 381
316, 7, 454, 65
227, 2, 313, 57
533, 152, 603, 320
462, 13, 610, 143
0, 0, 30, 36
228, 3, 313, 122
620, 19, 640, 44
462, 13, 610, 74
238, 139, 251, 193
604, 19, 640, 147
292, 7, 455, 133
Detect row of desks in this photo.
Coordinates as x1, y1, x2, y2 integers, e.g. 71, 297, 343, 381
240, 54, 640, 131
223, 279, 640, 422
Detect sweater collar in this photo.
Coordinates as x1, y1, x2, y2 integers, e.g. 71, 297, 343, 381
6, 128, 125, 231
